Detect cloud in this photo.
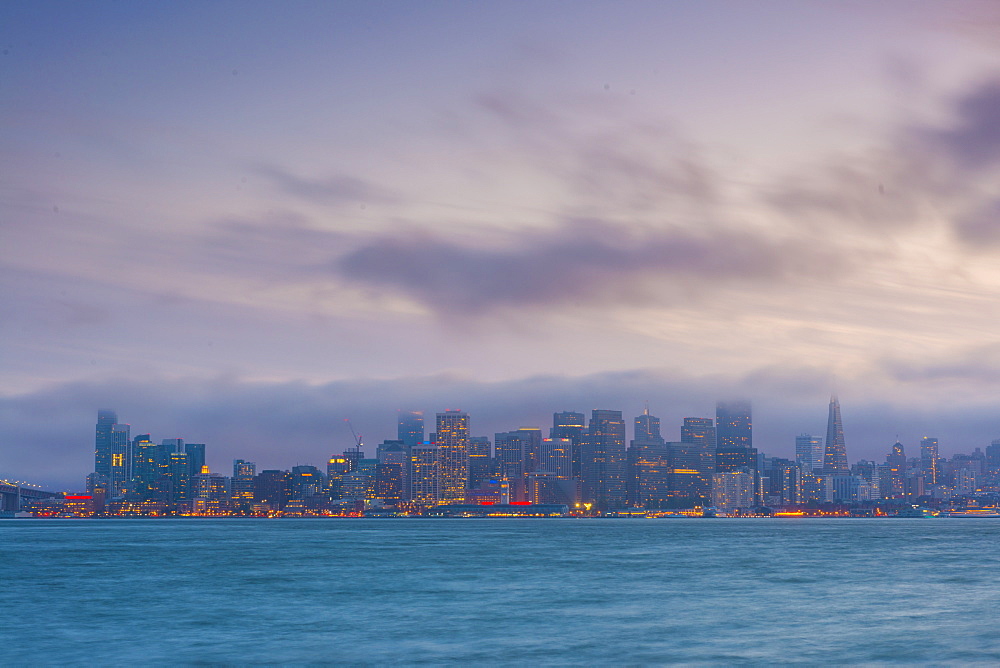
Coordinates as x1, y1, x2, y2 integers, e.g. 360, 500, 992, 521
925, 78, 1000, 171
254, 164, 399, 206
333, 218, 847, 314
5, 364, 1000, 492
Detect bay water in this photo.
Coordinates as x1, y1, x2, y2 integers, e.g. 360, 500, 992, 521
3, 518, 1000, 664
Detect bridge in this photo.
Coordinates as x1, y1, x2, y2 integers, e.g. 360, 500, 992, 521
0, 481, 60, 513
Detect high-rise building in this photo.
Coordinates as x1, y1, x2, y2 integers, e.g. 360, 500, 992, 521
437, 410, 470, 502
494, 427, 541, 481
184, 443, 206, 479
398, 411, 425, 448
289, 465, 324, 500
712, 471, 756, 512
168, 451, 192, 502
94, 409, 118, 482
885, 441, 907, 499
377, 440, 409, 501
538, 438, 573, 478
468, 436, 492, 490
410, 444, 440, 504
716, 401, 752, 452
326, 456, 352, 501
822, 396, 849, 474
232, 460, 256, 507
680, 417, 716, 499
551, 411, 586, 478
920, 437, 940, 486
795, 434, 824, 472
129, 434, 160, 501
108, 423, 131, 499
627, 407, 668, 507
255, 469, 289, 509
581, 409, 626, 510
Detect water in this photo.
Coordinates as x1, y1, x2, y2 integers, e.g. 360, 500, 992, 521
4, 518, 1000, 664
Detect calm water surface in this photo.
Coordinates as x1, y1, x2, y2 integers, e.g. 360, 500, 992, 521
3, 518, 1000, 664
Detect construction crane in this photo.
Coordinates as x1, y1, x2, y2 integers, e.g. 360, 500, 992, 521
344, 418, 364, 467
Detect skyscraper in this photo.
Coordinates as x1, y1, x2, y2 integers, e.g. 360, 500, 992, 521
551, 411, 586, 478
680, 417, 716, 499
467, 436, 492, 490
398, 410, 424, 447
822, 396, 849, 474
581, 409, 626, 510
108, 423, 131, 499
920, 437, 939, 486
436, 410, 470, 502
885, 441, 907, 499
184, 443, 206, 479
795, 434, 824, 472
627, 407, 668, 507
715, 401, 756, 473
94, 409, 118, 482
716, 401, 751, 452
232, 459, 256, 507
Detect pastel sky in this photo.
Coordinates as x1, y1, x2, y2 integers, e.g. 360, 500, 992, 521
5, 1, 1000, 489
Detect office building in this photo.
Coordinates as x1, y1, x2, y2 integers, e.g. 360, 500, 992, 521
468, 436, 493, 490
822, 396, 849, 474
410, 444, 440, 504
680, 417, 716, 499
551, 411, 586, 478
795, 434, 824, 472
581, 409, 626, 510
437, 410, 470, 502
626, 407, 668, 507
232, 460, 256, 506
712, 471, 756, 512
920, 437, 939, 486
398, 410, 425, 447
94, 409, 118, 482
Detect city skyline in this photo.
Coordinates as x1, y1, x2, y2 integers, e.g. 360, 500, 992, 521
6, 2, 1000, 487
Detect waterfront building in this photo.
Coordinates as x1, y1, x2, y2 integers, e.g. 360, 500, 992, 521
193, 465, 230, 512
712, 471, 755, 512
822, 396, 849, 474
232, 460, 256, 507
437, 410, 470, 502
581, 409, 626, 510
289, 465, 324, 500
254, 469, 289, 510
800, 472, 833, 502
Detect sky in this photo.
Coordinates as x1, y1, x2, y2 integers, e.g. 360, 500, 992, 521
4, 1, 1000, 490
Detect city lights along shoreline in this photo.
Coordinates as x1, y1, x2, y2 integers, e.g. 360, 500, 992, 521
4, 398, 998, 519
